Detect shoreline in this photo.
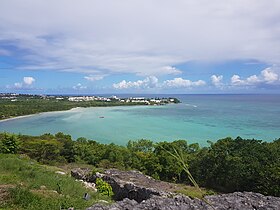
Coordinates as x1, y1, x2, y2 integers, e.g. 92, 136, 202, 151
0, 107, 83, 123
0, 114, 39, 123
0, 104, 159, 123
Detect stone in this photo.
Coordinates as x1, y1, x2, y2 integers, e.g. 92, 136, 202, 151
55, 171, 66, 175
94, 169, 174, 202
71, 168, 95, 182
88, 193, 280, 210
70, 168, 280, 210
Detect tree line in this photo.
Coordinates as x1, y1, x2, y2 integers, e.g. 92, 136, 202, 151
0, 97, 146, 120
0, 132, 279, 196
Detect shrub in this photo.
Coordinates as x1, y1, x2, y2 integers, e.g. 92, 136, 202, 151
0, 133, 20, 154
95, 178, 114, 197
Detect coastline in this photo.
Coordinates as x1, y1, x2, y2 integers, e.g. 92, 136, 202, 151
0, 103, 172, 123
0, 105, 156, 123
0, 107, 83, 123
0, 114, 39, 123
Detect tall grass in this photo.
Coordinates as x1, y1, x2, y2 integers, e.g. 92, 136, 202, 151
0, 154, 111, 210
162, 147, 214, 209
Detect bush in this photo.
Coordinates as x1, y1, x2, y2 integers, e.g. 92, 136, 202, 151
95, 178, 114, 197
0, 133, 20, 154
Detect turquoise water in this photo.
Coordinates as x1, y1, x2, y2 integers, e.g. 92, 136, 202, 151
0, 94, 279, 146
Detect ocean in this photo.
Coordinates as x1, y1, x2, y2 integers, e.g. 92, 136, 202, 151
0, 94, 279, 146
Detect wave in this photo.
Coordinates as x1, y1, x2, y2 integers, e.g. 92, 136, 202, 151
185, 103, 197, 108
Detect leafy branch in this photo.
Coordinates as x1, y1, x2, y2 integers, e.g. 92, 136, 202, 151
161, 145, 214, 209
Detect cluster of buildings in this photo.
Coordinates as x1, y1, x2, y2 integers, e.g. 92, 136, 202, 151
68, 96, 113, 102
68, 96, 177, 105
0, 93, 178, 105
0, 93, 18, 99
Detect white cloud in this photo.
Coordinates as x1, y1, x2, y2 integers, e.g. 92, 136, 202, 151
163, 78, 206, 88
211, 75, 223, 87
14, 82, 22, 88
161, 66, 181, 75
113, 76, 158, 89
23, 76, 35, 85
261, 68, 279, 83
0, 0, 280, 77
84, 74, 106, 81
113, 76, 206, 89
6, 76, 36, 89
231, 75, 245, 86
73, 83, 87, 90
231, 67, 280, 86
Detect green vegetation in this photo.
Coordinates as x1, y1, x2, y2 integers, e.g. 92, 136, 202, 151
95, 178, 114, 197
0, 94, 180, 120
0, 154, 111, 210
0, 95, 142, 120
175, 185, 215, 199
0, 133, 280, 208
190, 137, 280, 196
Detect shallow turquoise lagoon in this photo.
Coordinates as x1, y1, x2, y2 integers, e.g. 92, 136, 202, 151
0, 95, 279, 146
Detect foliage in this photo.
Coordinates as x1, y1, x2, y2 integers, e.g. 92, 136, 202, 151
127, 139, 154, 152
190, 137, 280, 196
95, 178, 114, 197
0, 132, 279, 197
0, 133, 20, 154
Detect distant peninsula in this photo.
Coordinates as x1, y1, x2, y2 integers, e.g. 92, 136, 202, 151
0, 93, 180, 120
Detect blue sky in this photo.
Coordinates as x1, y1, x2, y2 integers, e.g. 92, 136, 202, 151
1, 0, 280, 94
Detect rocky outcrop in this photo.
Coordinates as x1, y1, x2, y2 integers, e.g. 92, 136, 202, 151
88, 192, 280, 210
95, 169, 174, 202
70, 168, 280, 210
71, 168, 96, 182
71, 168, 176, 202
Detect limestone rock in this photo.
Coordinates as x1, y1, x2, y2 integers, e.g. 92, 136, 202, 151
71, 168, 96, 182
70, 168, 280, 210
95, 169, 174, 202
88, 193, 280, 210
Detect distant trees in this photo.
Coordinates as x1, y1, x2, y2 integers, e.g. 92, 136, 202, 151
0, 96, 179, 120
0, 132, 279, 196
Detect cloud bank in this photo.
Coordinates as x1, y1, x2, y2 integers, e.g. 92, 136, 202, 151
231, 67, 280, 86
0, 0, 280, 78
113, 76, 206, 89
112, 66, 280, 91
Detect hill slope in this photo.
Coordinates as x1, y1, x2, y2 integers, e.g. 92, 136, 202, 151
0, 154, 111, 210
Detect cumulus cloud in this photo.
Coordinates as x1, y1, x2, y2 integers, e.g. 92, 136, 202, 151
73, 83, 87, 90
261, 68, 279, 83
231, 67, 280, 86
84, 75, 106, 81
113, 76, 158, 89
0, 0, 280, 77
163, 78, 206, 88
211, 75, 223, 87
113, 76, 206, 89
23, 76, 35, 85
6, 76, 36, 89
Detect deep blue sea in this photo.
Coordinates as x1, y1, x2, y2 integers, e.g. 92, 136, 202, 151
0, 94, 279, 146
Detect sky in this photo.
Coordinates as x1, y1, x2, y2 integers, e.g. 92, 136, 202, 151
0, 0, 280, 94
